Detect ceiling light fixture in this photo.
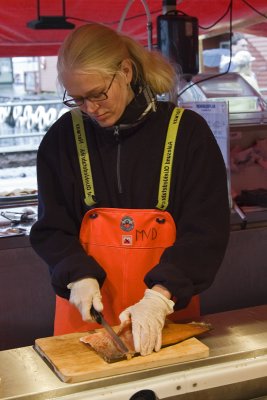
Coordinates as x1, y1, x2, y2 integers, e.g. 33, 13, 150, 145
27, 0, 75, 30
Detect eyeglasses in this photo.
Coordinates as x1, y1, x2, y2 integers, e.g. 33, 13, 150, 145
63, 73, 117, 108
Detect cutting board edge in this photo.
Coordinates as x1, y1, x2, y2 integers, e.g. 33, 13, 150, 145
34, 343, 69, 383
35, 337, 209, 384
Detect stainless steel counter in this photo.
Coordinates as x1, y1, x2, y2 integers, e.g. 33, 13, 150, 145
1, 305, 267, 400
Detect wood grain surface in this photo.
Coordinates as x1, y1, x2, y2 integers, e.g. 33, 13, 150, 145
35, 323, 210, 383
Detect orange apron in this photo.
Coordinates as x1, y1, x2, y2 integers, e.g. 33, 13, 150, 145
54, 108, 199, 335
54, 208, 199, 335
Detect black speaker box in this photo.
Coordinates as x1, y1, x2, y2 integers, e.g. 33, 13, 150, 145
157, 13, 199, 78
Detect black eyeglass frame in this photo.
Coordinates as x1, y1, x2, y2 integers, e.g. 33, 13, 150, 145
62, 72, 117, 108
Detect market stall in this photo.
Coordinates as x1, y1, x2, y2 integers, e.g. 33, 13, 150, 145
1, 1, 267, 399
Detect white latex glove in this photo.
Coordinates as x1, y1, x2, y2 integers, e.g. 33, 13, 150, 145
119, 289, 174, 356
67, 277, 103, 322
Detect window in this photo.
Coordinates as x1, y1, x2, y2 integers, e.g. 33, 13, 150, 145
0, 56, 67, 205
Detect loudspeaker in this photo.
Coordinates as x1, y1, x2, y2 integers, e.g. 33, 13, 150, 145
157, 12, 199, 78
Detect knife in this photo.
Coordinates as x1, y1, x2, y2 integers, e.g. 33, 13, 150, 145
90, 306, 129, 354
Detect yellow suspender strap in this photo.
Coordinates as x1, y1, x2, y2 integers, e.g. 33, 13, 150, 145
71, 109, 97, 207
156, 107, 184, 210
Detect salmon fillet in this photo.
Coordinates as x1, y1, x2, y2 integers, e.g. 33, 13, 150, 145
80, 321, 211, 363
80, 322, 135, 362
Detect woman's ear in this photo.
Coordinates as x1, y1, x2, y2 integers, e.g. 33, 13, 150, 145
120, 59, 133, 84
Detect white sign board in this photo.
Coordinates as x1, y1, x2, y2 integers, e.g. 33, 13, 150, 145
180, 101, 231, 204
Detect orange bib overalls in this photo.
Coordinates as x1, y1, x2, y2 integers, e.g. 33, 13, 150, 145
54, 108, 199, 335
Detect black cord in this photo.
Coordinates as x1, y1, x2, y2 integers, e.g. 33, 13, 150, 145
66, 16, 96, 24
241, 0, 267, 18
240, 1, 267, 103
198, 1, 232, 30
62, 0, 66, 17
37, 0, 40, 18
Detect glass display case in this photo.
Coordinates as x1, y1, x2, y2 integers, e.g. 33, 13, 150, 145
179, 72, 267, 125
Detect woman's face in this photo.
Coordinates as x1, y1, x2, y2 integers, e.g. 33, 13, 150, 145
62, 60, 134, 127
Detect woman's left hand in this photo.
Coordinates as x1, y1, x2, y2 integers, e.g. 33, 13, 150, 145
119, 289, 174, 356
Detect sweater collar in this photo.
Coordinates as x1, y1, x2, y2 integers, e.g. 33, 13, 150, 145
116, 84, 157, 127
89, 84, 157, 133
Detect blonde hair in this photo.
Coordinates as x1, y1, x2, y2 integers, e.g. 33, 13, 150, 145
57, 23, 177, 95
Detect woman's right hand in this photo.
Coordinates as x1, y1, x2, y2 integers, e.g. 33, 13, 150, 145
67, 277, 103, 321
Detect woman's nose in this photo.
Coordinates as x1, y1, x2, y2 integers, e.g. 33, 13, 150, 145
83, 99, 100, 113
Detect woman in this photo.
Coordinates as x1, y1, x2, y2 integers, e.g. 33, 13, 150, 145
30, 23, 230, 356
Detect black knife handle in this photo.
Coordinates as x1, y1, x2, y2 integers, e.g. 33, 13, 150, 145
90, 305, 102, 324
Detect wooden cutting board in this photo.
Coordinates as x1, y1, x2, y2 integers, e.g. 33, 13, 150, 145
35, 327, 209, 383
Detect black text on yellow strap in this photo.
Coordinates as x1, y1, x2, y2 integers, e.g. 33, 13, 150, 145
71, 109, 97, 207
157, 107, 184, 210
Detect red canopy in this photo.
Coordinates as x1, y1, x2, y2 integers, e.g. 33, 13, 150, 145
1, 0, 267, 57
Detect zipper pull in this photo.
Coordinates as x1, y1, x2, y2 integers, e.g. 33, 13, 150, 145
114, 126, 119, 141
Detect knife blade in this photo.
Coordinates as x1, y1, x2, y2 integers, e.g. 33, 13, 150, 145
90, 306, 129, 355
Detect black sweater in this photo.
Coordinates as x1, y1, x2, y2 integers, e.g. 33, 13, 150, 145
30, 101, 230, 310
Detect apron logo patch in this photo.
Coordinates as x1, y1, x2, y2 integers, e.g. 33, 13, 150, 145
120, 216, 134, 232
122, 235, 133, 245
